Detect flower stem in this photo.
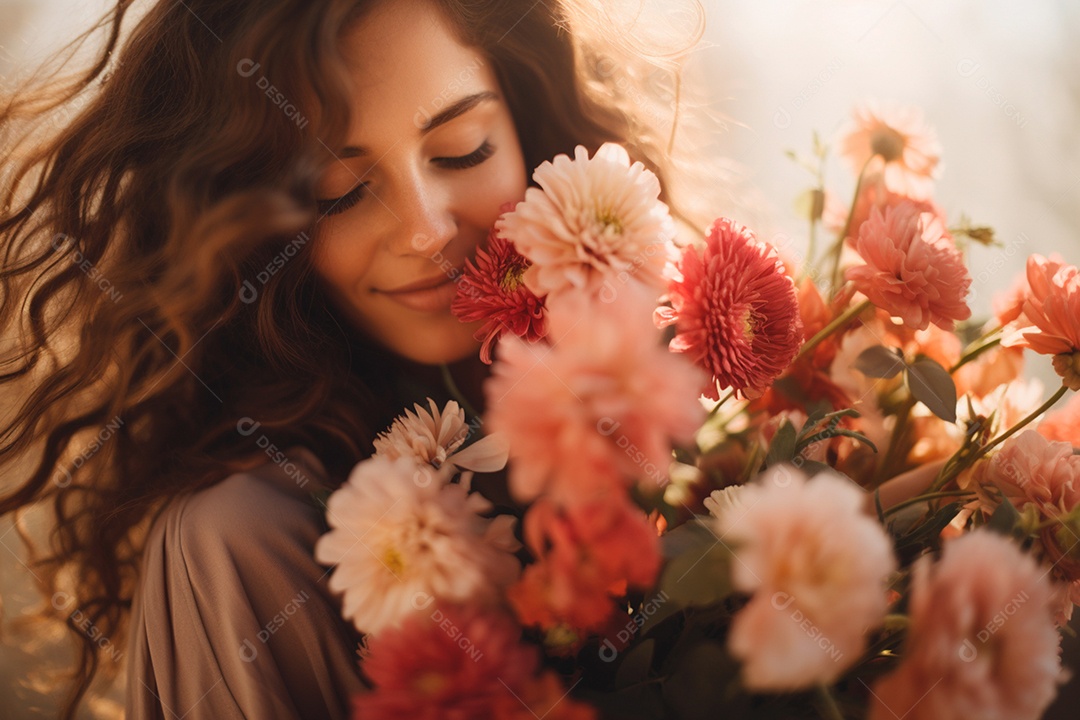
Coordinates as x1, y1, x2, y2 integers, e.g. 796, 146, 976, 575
949, 327, 1003, 373
440, 363, 480, 419
882, 489, 976, 518
971, 384, 1069, 463
706, 388, 736, 420
828, 155, 876, 295
796, 299, 872, 362
874, 394, 916, 486
815, 684, 845, 720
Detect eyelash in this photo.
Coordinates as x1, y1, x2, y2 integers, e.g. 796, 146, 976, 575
316, 140, 496, 217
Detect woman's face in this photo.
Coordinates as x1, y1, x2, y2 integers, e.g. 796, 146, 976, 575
312, 0, 527, 364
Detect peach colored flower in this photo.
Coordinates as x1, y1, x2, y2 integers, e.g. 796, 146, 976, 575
495, 142, 676, 297
452, 227, 547, 364
508, 495, 661, 636
868, 532, 1063, 720
832, 170, 946, 244
839, 99, 941, 200
714, 466, 896, 690
655, 217, 804, 399
353, 603, 596, 720
846, 203, 972, 331
970, 430, 1080, 592
953, 346, 1025, 400
1002, 254, 1080, 390
315, 457, 521, 635
1039, 391, 1080, 446
373, 398, 509, 473
485, 284, 706, 505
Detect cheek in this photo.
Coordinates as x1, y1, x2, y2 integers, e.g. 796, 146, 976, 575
310, 223, 379, 295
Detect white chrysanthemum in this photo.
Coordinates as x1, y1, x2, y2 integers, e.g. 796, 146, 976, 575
372, 398, 508, 473
314, 456, 522, 636
496, 142, 677, 297
703, 485, 750, 521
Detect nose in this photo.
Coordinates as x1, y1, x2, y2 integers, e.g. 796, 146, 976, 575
386, 170, 457, 259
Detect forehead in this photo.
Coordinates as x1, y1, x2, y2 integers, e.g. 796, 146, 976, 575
339, 1, 495, 133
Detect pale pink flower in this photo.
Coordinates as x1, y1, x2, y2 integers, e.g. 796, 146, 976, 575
353, 603, 596, 720
1001, 254, 1080, 389
839, 99, 941, 200
655, 217, 804, 399
970, 430, 1080, 595
373, 398, 508, 473
868, 532, 1063, 720
846, 203, 972, 331
314, 457, 521, 635
714, 466, 896, 690
485, 284, 706, 505
495, 143, 676, 297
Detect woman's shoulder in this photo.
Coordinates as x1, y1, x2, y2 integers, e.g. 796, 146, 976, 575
164, 445, 331, 560
127, 446, 368, 720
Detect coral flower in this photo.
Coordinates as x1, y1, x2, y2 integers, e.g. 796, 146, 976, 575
839, 99, 941, 200
451, 228, 547, 364
485, 283, 706, 505
314, 457, 521, 635
353, 603, 596, 720
495, 142, 676, 297
714, 466, 896, 690
1002, 254, 1080, 390
508, 495, 661, 635
846, 203, 972, 331
655, 217, 803, 399
868, 532, 1063, 720
373, 398, 509, 473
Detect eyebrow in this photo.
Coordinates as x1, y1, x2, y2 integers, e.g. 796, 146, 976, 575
338, 90, 499, 159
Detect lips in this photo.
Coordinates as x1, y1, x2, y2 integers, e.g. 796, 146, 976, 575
377, 269, 463, 314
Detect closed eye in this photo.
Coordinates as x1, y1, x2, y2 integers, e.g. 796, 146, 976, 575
317, 183, 368, 216
315, 140, 496, 217
433, 140, 495, 170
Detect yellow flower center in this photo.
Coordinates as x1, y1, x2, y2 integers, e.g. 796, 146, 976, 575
500, 261, 526, 292
594, 206, 623, 235
381, 546, 406, 576
871, 126, 906, 163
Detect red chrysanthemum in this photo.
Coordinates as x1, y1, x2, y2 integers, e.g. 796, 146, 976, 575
656, 218, 803, 399
452, 229, 547, 364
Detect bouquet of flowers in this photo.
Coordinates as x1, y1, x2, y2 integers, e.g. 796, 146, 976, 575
314, 101, 1079, 720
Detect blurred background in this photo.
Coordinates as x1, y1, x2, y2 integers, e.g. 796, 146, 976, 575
1, 0, 1078, 716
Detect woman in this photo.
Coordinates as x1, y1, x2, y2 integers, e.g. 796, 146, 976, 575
0, 0, 711, 717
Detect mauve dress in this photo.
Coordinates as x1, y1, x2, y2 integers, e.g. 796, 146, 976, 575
124, 446, 369, 719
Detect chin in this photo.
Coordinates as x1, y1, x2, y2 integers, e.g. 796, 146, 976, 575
381, 321, 483, 366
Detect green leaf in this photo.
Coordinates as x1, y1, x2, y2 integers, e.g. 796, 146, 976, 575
906, 358, 958, 423
987, 496, 1022, 536
764, 420, 798, 468
657, 522, 733, 609
854, 345, 906, 379
615, 638, 656, 689
661, 640, 740, 720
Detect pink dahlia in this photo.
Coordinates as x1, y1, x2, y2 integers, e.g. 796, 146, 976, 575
868, 532, 1063, 720
839, 99, 941, 200
451, 228, 546, 365
353, 603, 596, 720
845, 203, 972, 331
1002, 254, 1080, 389
495, 142, 676, 297
485, 283, 706, 505
655, 217, 803, 399
715, 466, 896, 690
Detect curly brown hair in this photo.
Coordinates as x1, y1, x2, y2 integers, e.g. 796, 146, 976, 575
0, 0, 708, 716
